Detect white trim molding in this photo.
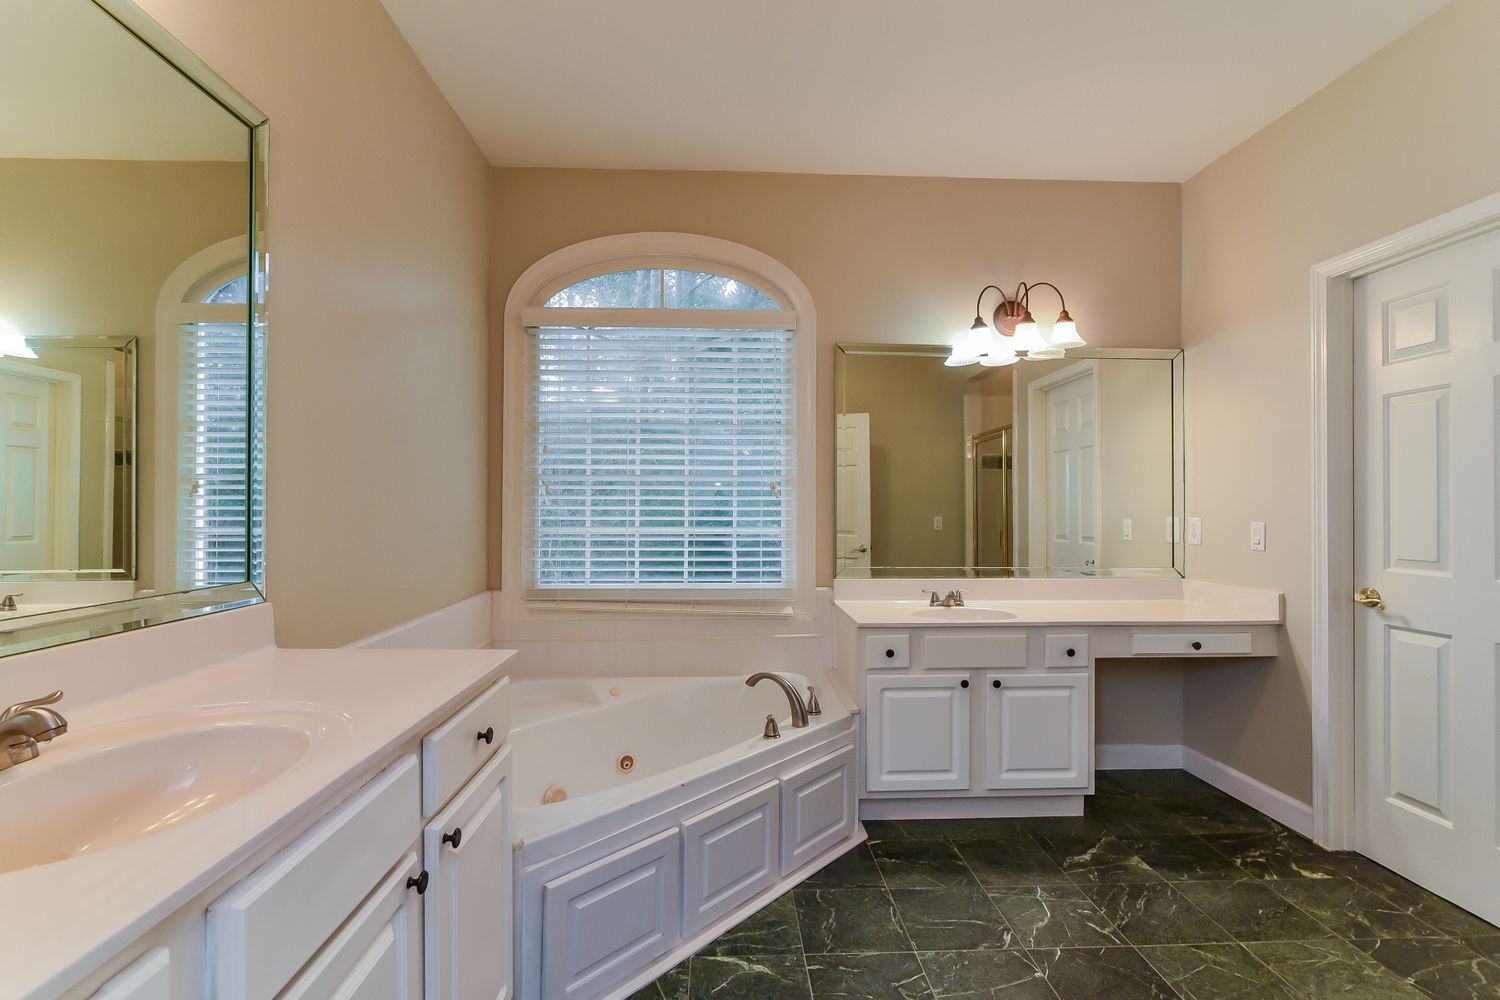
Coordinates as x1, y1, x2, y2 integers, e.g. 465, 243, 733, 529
1183, 747, 1314, 838
1310, 190, 1500, 849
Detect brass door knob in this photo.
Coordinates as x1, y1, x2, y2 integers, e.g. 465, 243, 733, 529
853, 544, 869, 553
1354, 587, 1386, 612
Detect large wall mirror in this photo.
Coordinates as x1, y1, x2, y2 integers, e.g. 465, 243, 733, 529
836, 345, 1184, 579
0, 0, 267, 656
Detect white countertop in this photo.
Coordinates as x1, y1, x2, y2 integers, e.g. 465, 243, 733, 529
835, 597, 1282, 627
0, 644, 512, 1000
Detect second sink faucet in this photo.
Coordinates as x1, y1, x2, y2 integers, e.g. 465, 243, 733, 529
0, 689, 68, 772
923, 589, 968, 607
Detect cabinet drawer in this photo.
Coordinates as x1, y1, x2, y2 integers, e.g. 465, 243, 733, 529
208, 756, 419, 1000
1131, 632, 1252, 656
924, 632, 1028, 669
542, 829, 680, 1000
423, 677, 509, 816
90, 948, 169, 1000
1043, 634, 1089, 668
781, 746, 856, 874
682, 781, 780, 934
865, 632, 910, 669
280, 852, 423, 1000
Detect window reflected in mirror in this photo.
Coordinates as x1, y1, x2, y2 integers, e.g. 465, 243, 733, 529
835, 345, 1184, 579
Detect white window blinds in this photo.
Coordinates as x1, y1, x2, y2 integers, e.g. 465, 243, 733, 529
177, 318, 265, 590
526, 323, 796, 600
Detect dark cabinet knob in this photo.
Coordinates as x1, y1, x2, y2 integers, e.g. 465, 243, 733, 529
885, 648, 895, 658
406, 870, 429, 895
960, 679, 970, 689
992, 679, 1002, 689
1066, 648, 1076, 658
443, 827, 463, 850
477, 726, 495, 744
1191, 641, 1203, 651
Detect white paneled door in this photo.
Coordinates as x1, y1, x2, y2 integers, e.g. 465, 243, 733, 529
1353, 227, 1500, 924
836, 412, 871, 572
1045, 369, 1098, 572
0, 372, 52, 569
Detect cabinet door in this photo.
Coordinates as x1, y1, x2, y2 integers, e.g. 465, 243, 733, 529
983, 673, 1089, 790
865, 674, 970, 791
90, 949, 169, 1000
425, 746, 512, 1000
280, 852, 424, 1000
682, 782, 779, 934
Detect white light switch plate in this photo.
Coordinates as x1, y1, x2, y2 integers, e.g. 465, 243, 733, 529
932, 515, 943, 531
1122, 518, 1133, 541
1188, 517, 1203, 545
1250, 521, 1266, 551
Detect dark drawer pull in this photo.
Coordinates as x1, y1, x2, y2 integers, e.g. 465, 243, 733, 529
406, 870, 429, 895
1065, 648, 1076, 658
443, 827, 463, 850
992, 679, 1002, 689
1191, 641, 1203, 651
477, 726, 495, 744
960, 679, 970, 689
885, 648, 896, 659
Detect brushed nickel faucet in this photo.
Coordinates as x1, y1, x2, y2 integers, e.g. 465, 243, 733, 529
746, 672, 810, 728
0, 593, 22, 612
923, 589, 968, 607
1, 690, 68, 772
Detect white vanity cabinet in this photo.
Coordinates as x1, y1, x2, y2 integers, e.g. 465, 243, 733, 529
983, 672, 1089, 790
865, 673, 971, 791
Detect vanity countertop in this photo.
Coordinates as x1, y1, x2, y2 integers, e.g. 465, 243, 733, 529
835, 598, 1282, 627
0, 644, 513, 1000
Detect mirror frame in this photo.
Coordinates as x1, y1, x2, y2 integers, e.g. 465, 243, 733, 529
0, 0, 269, 658
834, 344, 1186, 580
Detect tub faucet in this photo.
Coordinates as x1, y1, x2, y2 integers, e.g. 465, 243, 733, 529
746, 672, 810, 728
1, 690, 68, 772
0, 593, 21, 612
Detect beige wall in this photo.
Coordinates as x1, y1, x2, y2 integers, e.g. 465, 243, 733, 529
490, 169, 1182, 589
1097, 360, 1175, 570
492, 168, 1184, 746
0, 158, 244, 582
135, 0, 492, 646
1181, 0, 1500, 801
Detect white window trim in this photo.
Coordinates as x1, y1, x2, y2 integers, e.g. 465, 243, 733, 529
501, 232, 817, 619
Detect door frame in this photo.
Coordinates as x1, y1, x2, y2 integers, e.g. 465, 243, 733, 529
1310, 190, 1500, 849
0, 359, 82, 569
1025, 360, 1100, 572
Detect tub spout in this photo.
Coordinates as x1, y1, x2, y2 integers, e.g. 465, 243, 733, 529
746, 672, 810, 728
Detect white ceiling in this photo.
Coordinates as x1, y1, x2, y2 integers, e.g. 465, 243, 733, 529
380, 0, 1448, 182
1, 0, 245, 161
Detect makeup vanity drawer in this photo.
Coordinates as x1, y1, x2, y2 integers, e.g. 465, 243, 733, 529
1043, 634, 1089, 668
1131, 632, 1253, 656
864, 632, 910, 669
423, 676, 510, 815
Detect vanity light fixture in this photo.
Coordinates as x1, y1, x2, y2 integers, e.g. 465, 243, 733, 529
946, 282, 1085, 367
0, 317, 38, 359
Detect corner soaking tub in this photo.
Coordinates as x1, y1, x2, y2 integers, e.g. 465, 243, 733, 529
509, 672, 858, 1000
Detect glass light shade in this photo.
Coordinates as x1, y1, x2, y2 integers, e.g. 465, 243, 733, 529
1025, 347, 1066, 361
979, 343, 1018, 367
945, 325, 989, 366
1050, 318, 1085, 349
0, 318, 37, 359
1010, 320, 1047, 355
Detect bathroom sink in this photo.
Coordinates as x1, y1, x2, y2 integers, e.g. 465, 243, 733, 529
910, 606, 1019, 621
0, 707, 345, 873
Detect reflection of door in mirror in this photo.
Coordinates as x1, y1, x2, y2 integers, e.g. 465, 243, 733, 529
969, 427, 1011, 566
835, 413, 871, 571
1040, 365, 1099, 573
0, 369, 60, 569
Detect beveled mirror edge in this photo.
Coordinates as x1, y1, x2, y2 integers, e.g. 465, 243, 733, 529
0, 1, 269, 660
834, 344, 1187, 581
90, 0, 267, 128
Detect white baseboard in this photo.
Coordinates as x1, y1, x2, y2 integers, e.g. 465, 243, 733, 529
347, 592, 492, 649
1181, 746, 1314, 837
1097, 743, 1185, 770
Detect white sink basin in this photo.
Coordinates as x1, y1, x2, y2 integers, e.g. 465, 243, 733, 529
910, 606, 1019, 621
0, 706, 348, 873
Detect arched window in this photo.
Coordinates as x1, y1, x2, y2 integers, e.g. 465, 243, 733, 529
503, 235, 815, 612
158, 239, 265, 592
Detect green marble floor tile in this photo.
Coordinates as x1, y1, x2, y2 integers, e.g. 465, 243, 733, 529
917, 949, 1054, 999
794, 888, 910, 955
803, 843, 887, 889
1203, 828, 1346, 880
956, 837, 1072, 887
1136, 942, 1298, 1000
700, 894, 802, 955
687, 954, 811, 1000
1245, 938, 1427, 999
988, 885, 1124, 949
1081, 881, 1231, 946
625, 960, 690, 1000
1269, 877, 1445, 940
1353, 937, 1500, 1000
1126, 834, 1245, 882
1174, 879, 1335, 942
1033, 831, 1161, 884
1028, 946, 1178, 999
806, 951, 933, 1000
872, 839, 982, 890
890, 887, 1016, 951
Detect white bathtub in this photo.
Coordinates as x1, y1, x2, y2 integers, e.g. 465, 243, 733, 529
509, 671, 858, 1000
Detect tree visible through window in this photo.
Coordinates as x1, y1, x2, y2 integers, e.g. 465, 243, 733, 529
526, 266, 796, 599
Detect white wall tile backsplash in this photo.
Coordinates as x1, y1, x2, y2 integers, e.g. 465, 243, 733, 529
490, 588, 836, 678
